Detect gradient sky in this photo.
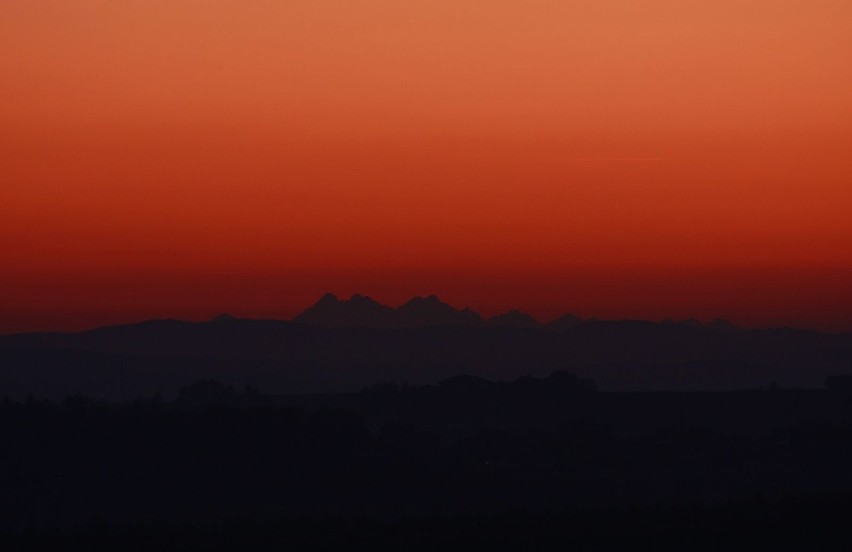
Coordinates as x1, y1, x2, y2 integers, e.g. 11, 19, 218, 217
2, 0, 852, 332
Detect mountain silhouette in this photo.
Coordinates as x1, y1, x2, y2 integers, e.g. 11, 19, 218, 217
707, 318, 738, 331
488, 310, 539, 328
547, 312, 586, 330
211, 313, 238, 323
293, 293, 483, 328
88, 293, 739, 335
396, 295, 484, 327
662, 317, 739, 331
2, 312, 849, 400
3, 292, 838, 401
293, 293, 399, 328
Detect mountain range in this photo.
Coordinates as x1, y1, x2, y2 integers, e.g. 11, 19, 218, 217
290, 293, 732, 330
292, 293, 485, 328
2, 293, 850, 400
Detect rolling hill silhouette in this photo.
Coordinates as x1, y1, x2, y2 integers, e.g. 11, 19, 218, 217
1, 293, 850, 400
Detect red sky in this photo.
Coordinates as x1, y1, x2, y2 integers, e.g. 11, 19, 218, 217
2, 1, 852, 332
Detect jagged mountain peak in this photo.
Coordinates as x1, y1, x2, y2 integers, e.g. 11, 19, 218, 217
349, 293, 382, 305
400, 294, 446, 307
397, 295, 483, 327
316, 292, 340, 304
293, 292, 397, 328
293, 293, 485, 328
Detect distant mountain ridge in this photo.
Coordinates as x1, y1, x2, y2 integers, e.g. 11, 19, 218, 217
293, 293, 489, 329
293, 293, 566, 329
293, 293, 400, 328
4, 299, 852, 400
488, 310, 539, 328
291, 293, 735, 331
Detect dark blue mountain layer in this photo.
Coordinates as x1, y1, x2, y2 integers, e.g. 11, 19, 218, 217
1, 297, 850, 400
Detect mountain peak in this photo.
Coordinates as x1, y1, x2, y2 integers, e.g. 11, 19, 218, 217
349, 293, 382, 305
402, 294, 444, 307
316, 292, 340, 305
292, 293, 489, 328
397, 295, 483, 327
293, 293, 397, 328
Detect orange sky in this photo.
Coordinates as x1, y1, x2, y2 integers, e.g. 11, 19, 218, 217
2, 1, 852, 332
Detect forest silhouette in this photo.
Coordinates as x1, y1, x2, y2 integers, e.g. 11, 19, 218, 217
4, 372, 852, 548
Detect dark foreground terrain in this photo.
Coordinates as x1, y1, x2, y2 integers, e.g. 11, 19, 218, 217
3, 305, 852, 399
5, 497, 852, 551
4, 374, 852, 549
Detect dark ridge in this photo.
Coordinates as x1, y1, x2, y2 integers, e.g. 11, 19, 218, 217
662, 317, 740, 331
292, 293, 485, 328
488, 310, 539, 328
211, 313, 237, 323
7, 375, 852, 535
396, 295, 484, 327
547, 312, 585, 330
293, 293, 398, 328
2, 316, 852, 400
707, 318, 738, 331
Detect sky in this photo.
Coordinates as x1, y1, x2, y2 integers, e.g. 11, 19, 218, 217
2, 0, 852, 332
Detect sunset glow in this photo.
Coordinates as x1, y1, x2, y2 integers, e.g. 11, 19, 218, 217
2, 1, 852, 331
